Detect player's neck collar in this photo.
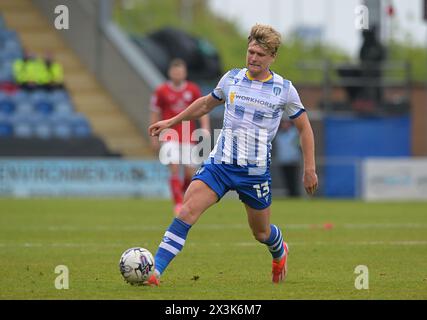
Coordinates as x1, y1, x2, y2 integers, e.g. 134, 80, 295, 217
167, 80, 187, 91
245, 70, 273, 82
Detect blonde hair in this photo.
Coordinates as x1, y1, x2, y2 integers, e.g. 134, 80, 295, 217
247, 24, 281, 56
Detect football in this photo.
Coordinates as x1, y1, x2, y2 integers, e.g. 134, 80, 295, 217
119, 247, 155, 285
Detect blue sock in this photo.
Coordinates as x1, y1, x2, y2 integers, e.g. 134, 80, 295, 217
154, 218, 192, 275
262, 224, 285, 259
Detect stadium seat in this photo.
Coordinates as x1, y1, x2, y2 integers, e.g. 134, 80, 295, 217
10, 90, 29, 105
11, 114, 33, 138
49, 89, 70, 105
33, 118, 52, 139
54, 101, 73, 114
28, 90, 49, 105
0, 30, 18, 41
0, 116, 13, 136
74, 124, 91, 137
49, 113, 72, 139
70, 114, 92, 137
1, 53, 17, 64
1, 62, 13, 81
14, 102, 33, 114
0, 98, 15, 114
2, 42, 23, 59
51, 121, 72, 139
0, 63, 14, 82
34, 100, 54, 115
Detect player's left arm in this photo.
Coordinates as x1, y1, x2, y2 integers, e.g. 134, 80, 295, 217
293, 112, 318, 195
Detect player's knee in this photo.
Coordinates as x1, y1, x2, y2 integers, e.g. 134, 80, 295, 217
177, 202, 197, 224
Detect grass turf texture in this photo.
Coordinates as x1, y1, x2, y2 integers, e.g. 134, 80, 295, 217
0, 198, 426, 299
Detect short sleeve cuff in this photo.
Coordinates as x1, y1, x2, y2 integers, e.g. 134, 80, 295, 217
211, 91, 223, 101
289, 108, 306, 119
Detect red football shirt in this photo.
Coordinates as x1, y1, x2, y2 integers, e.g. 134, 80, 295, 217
150, 81, 201, 143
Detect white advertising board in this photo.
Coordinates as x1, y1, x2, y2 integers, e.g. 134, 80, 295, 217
362, 158, 427, 201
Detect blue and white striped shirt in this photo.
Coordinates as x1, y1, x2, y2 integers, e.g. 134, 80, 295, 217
210, 68, 305, 168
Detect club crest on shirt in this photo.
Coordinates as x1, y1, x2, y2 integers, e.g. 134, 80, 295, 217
183, 91, 193, 101
273, 87, 281, 96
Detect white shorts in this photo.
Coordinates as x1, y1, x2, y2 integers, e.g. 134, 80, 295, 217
159, 141, 202, 166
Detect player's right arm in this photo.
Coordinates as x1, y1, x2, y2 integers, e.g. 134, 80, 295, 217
149, 94, 222, 137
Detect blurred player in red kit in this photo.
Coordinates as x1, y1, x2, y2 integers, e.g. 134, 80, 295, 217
150, 58, 210, 215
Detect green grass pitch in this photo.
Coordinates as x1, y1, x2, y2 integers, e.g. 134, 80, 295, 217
0, 198, 426, 299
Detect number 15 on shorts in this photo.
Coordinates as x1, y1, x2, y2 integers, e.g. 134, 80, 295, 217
253, 181, 270, 200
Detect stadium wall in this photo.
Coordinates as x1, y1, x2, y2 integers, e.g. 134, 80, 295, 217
0, 158, 170, 198
32, 0, 165, 139
324, 114, 411, 198
297, 84, 427, 156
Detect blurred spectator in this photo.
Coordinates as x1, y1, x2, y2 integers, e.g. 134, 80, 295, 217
44, 52, 64, 90
12, 52, 64, 90
359, 26, 386, 106
12, 52, 30, 89
30, 55, 50, 89
274, 120, 302, 197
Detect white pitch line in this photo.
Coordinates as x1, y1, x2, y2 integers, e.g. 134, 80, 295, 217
1, 223, 427, 232
0, 240, 427, 248
189, 241, 427, 247
342, 223, 427, 229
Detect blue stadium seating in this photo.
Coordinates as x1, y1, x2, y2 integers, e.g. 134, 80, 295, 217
0, 115, 13, 136
0, 98, 15, 114
0, 62, 13, 82
0, 20, 93, 140
28, 89, 49, 104
71, 114, 92, 137
54, 101, 73, 114
11, 90, 29, 105
33, 118, 52, 139
51, 114, 73, 139
11, 114, 32, 138
34, 100, 54, 115
14, 101, 33, 114
49, 89, 70, 105
0, 26, 23, 83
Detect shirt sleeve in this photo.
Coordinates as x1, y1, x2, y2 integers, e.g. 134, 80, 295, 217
149, 89, 161, 112
284, 83, 306, 119
211, 71, 230, 101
